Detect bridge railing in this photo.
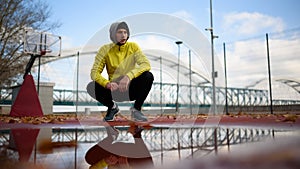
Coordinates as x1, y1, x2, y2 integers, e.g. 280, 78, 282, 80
51, 83, 269, 107
2, 82, 300, 107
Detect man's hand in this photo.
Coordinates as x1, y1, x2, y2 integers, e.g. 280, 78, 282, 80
117, 157, 130, 168
104, 155, 118, 165
118, 75, 130, 92
106, 82, 119, 91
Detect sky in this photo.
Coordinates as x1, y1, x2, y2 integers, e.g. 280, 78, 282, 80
38, 0, 300, 100
45, 0, 300, 47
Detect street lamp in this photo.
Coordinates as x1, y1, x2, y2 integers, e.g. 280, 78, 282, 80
206, 0, 218, 115
175, 41, 183, 113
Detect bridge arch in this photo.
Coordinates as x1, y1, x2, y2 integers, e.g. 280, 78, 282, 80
79, 13, 224, 87
247, 78, 300, 102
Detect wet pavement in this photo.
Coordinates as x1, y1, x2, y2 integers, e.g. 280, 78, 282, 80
0, 114, 300, 169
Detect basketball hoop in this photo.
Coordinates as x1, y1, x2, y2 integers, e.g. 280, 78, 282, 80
23, 28, 61, 57
22, 28, 62, 95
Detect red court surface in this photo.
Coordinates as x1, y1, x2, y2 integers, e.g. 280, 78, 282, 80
1, 113, 300, 169
1, 113, 299, 129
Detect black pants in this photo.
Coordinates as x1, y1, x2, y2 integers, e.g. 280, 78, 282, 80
87, 71, 154, 111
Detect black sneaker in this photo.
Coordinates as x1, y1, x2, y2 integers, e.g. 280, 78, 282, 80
103, 104, 119, 121
130, 107, 148, 121
105, 126, 119, 140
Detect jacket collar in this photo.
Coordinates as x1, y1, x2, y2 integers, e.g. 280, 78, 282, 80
115, 42, 127, 51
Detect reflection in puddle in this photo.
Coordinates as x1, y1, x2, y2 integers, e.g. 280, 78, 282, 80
0, 126, 299, 168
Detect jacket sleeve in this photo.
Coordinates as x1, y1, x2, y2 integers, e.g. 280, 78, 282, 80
126, 43, 151, 80
90, 46, 110, 87
89, 159, 108, 169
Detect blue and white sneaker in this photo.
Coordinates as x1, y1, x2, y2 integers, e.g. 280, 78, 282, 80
130, 107, 148, 121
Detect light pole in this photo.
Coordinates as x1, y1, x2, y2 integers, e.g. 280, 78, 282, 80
266, 33, 273, 114
223, 43, 229, 115
175, 41, 183, 113
206, 0, 218, 115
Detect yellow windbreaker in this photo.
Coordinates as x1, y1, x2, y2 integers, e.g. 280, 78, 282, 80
90, 42, 151, 88
89, 159, 107, 169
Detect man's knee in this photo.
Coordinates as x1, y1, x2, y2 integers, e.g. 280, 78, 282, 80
86, 81, 96, 99
141, 71, 154, 81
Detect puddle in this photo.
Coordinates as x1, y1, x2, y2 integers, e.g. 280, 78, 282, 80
0, 126, 299, 169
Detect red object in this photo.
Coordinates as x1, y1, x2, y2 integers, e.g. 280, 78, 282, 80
11, 129, 40, 162
40, 50, 46, 55
10, 74, 43, 117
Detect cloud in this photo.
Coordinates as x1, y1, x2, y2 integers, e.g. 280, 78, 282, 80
220, 12, 299, 95
61, 35, 76, 49
222, 12, 285, 36
131, 36, 176, 52
225, 35, 300, 90
37, 58, 77, 89
171, 10, 196, 26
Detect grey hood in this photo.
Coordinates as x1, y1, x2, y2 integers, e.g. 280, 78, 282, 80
109, 21, 130, 44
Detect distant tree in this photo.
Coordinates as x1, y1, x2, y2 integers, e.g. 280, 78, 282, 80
0, 0, 60, 101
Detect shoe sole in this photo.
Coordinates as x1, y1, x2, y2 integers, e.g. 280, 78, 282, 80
132, 117, 148, 122
103, 111, 120, 122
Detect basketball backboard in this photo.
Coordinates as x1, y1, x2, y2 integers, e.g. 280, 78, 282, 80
23, 28, 61, 57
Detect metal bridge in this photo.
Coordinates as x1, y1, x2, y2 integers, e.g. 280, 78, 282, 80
52, 82, 300, 107
1, 32, 300, 107
2, 81, 300, 108
0, 126, 274, 156
50, 126, 274, 156
52, 83, 269, 106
